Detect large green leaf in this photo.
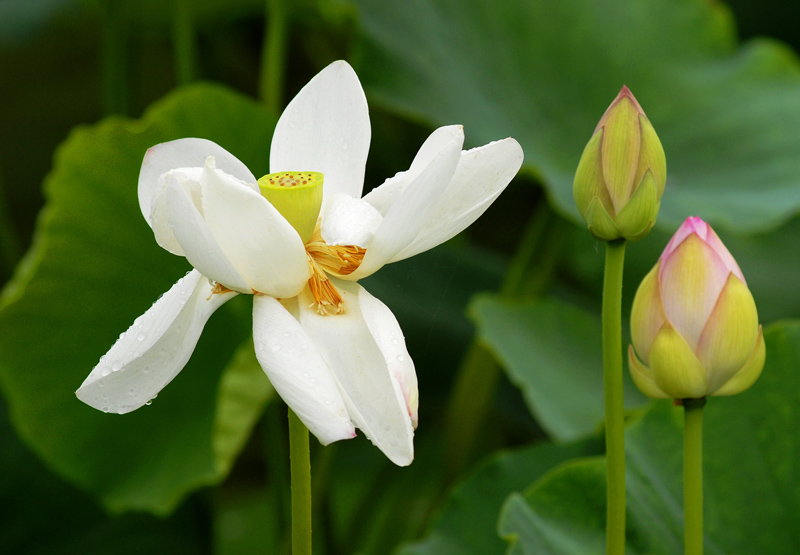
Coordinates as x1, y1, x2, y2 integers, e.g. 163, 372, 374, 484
470, 295, 647, 441
0, 391, 211, 554
0, 84, 276, 514
499, 319, 800, 554
397, 438, 602, 555
354, 0, 800, 234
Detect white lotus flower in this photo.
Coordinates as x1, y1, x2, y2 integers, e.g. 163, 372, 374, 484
76, 60, 523, 465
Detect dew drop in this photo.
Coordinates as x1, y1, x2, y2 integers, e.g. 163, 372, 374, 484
102, 406, 109, 413
391, 338, 399, 346
100, 368, 111, 377
101, 394, 108, 400
341, 141, 349, 151
128, 388, 136, 396
271, 345, 281, 353
309, 377, 317, 384
98, 382, 105, 388
396, 355, 405, 362
143, 365, 151, 374
112, 362, 122, 372
303, 372, 309, 378
145, 400, 153, 406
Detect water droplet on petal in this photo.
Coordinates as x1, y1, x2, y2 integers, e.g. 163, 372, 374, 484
137, 333, 146, 342
102, 406, 109, 413
128, 388, 135, 396
112, 362, 122, 372
100, 368, 111, 377
143, 365, 151, 374
271, 345, 281, 353
391, 338, 399, 345
396, 355, 405, 362
341, 141, 349, 151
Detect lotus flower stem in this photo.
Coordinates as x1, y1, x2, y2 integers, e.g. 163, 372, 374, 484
602, 239, 627, 555
261, 0, 289, 115
173, 0, 197, 85
442, 202, 557, 481
288, 407, 312, 555
99, 0, 128, 116
683, 397, 705, 555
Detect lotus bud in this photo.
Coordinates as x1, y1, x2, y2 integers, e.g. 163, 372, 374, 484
628, 216, 765, 400
573, 86, 666, 241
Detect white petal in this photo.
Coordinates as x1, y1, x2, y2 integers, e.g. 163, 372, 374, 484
149, 167, 202, 256
349, 125, 464, 279
320, 192, 383, 248
296, 280, 415, 465
200, 158, 310, 297
139, 138, 257, 228
166, 172, 251, 293
362, 125, 468, 216
76, 270, 236, 414
360, 171, 406, 217
252, 295, 355, 444
357, 286, 419, 427
391, 138, 523, 261
269, 61, 370, 200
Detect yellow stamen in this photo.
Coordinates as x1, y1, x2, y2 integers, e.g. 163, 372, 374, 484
306, 255, 344, 315
304, 227, 366, 315
304, 228, 366, 276
207, 281, 233, 300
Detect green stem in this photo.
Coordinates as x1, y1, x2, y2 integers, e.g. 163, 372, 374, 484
288, 408, 312, 555
442, 203, 559, 481
260, 0, 288, 115
683, 398, 705, 555
602, 239, 627, 555
173, 0, 197, 85
100, 1, 128, 116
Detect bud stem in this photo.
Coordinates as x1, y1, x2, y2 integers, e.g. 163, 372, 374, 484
683, 397, 706, 555
288, 407, 312, 555
602, 239, 627, 555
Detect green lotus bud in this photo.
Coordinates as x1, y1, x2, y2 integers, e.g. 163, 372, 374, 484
258, 171, 324, 243
573, 86, 666, 242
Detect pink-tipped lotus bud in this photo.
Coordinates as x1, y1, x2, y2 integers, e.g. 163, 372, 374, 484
573, 86, 666, 242
628, 216, 765, 399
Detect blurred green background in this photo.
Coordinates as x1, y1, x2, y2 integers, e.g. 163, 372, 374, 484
2, 0, 800, 553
